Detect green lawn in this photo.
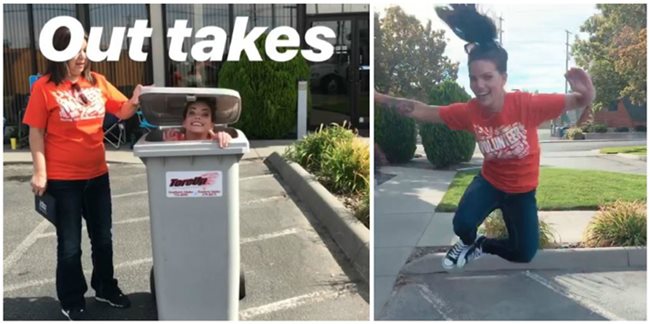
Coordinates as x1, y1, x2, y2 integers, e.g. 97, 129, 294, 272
436, 167, 647, 212
600, 145, 646, 156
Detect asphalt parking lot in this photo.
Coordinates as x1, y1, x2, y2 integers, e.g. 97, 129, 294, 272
3, 159, 369, 320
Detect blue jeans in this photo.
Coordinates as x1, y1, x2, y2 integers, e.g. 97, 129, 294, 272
453, 173, 539, 263
47, 173, 118, 309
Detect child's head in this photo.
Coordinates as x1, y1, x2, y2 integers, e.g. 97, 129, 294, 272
182, 99, 216, 139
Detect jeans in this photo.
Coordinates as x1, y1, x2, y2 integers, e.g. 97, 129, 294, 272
453, 173, 539, 263
47, 172, 117, 309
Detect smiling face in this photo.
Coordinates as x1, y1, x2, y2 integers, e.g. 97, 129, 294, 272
182, 101, 214, 139
469, 59, 507, 112
66, 39, 88, 79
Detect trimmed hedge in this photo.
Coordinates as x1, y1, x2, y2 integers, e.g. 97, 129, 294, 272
420, 123, 475, 168
219, 34, 310, 139
420, 80, 475, 168
374, 103, 416, 163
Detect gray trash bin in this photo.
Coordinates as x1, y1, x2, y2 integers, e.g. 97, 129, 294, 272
133, 87, 249, 320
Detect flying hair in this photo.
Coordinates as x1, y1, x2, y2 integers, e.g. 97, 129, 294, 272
435, 4, 508, 73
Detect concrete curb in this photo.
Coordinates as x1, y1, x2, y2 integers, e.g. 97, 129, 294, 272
401, 247, 647, 275
618, 153, 647, 161
265, 152, 369, 283
592, 149, 647, 162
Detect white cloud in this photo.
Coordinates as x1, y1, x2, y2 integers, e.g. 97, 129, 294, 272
375, 2, 600, 96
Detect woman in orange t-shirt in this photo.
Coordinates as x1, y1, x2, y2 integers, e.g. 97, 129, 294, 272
23, 26, 142, 320
375, 5, 595, 270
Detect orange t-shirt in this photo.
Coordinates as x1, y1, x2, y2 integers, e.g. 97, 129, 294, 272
439, 91, 565, 193
162, 128, 186, 141
23, 72, 127, 180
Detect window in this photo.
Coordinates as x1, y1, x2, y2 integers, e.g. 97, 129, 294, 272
164, 4, 229, 87
306, 4, 369, 14
89, 4, 151, 95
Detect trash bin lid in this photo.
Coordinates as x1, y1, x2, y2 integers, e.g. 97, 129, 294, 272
138, 87, 241, 127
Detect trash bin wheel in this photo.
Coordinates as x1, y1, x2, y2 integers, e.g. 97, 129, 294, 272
150, 266, 156, 301
239, 267, 246, 300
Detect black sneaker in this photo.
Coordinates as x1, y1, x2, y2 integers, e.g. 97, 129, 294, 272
441, 240, 470, 270
457, 235, 486, 269
61, 306, 85, 320
95, 285, 131, 308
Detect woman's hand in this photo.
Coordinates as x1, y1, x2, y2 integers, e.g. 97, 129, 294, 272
565, 68, 595, 107
129, 84, 143, 106
31, 172, 47, 196
117, 84, 146, 120
210, 130, 232, 148
28, 127, 47, 196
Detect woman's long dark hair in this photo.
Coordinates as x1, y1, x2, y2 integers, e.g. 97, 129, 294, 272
183, 98, 217, 123
436, 4, 508, 73
45, 26, 95, 85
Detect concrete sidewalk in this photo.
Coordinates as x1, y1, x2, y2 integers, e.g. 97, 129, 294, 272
374, 157, 627, 317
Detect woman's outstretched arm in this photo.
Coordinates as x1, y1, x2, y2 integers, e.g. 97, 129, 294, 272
375, 92, 443, 124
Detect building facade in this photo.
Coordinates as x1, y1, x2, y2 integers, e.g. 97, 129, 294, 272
3, 3, 369, 138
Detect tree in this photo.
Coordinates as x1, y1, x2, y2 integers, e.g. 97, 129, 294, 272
219, 34, 310, 139
573, 4, 646, 109
375, 6, 459, 102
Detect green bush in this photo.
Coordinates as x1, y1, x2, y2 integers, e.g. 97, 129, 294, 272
420, 123, 475, 168
593, 123, 608, 133
580, 122, 593, 133
634, 125, 646, 132
565, 127, 585, 140
219, 34, 310, 139
320, 137, 370, 195
614, 126, 630, 132
583, 200, 646, 247
479, 210, 557, 249
374, 104, 416, 163
284, 124, 370, 228
284, 123, 355, 173
420, 80, 475, 168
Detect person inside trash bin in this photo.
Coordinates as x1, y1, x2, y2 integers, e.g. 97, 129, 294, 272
162, 99, 232, 147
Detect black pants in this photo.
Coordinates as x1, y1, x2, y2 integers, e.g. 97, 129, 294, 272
48, 172, 117, 309
453, 173, 539, 263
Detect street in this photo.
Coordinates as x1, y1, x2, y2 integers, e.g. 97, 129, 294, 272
3, 160, 369, 320
539, 139, 646, 152
540, 140, 646, 174
415, 138, 647, 174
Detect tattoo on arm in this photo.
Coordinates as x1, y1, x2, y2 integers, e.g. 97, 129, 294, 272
389, 98, 415, 116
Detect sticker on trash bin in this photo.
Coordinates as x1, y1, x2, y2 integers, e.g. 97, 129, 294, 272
166, 171, 222, 198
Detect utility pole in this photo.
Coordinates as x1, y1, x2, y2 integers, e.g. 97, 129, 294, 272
565, 30, 572, 94
565, 29, 578, 125
498, 16, 504, 45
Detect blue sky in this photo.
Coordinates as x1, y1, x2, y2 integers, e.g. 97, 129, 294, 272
375, 3, 600, 96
